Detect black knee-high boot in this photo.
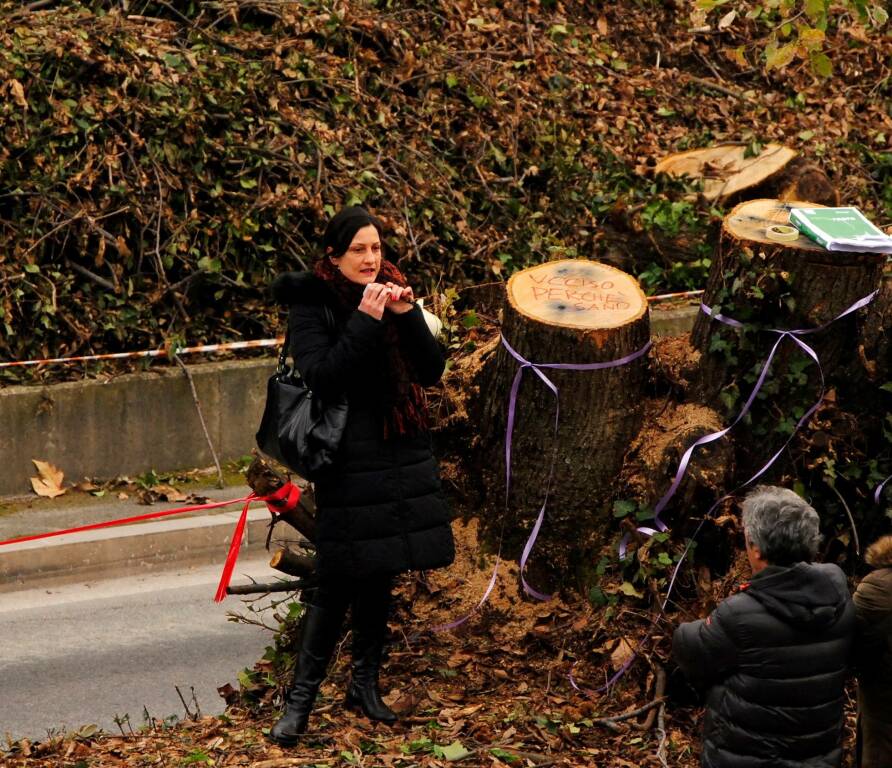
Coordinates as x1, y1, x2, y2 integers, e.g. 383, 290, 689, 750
345, 577, 397, 724
268, 587, 348, 745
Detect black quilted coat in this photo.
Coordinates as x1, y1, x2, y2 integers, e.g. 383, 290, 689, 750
271, 271, 455, 580
672, 562, 854, 768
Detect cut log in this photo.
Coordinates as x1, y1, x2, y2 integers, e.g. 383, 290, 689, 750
477, 259, 651, 588
245, 454, 316, 542
269, 547, 316, 577
690, 198, 886, 403
654, 144, 838, 206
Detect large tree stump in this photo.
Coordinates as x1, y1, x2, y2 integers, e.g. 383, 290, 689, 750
654, 144, 838, 207
689, 200, 886, 472
477, 259, 651, 589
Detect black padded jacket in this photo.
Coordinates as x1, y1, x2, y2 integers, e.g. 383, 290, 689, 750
672, 562, 854, 768
271, 271, 455, 580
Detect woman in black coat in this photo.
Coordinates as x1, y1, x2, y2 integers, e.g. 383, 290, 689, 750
268, 206, 454, 745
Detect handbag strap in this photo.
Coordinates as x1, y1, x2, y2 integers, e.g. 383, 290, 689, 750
279, 304, 336, 372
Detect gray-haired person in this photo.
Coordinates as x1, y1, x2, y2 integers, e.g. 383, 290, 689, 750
672, 486, 854, 768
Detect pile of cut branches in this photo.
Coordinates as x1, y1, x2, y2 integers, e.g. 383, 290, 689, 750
2, 0, 890, 381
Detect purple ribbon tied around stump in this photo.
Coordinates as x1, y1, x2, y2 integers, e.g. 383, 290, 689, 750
621, 289, 879, 567
501, 333, 653, 600
573, 288, 882, 695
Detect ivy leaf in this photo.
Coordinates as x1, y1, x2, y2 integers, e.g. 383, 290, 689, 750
810, 52, 833, 78
437, 741, 471, 761
804, 0, 828, 20
798, 27, 825, 51
612, 499, 637, 518
765, 42, 797, 71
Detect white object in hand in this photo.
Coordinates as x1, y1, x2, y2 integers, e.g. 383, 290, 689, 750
416, 299, 443, 337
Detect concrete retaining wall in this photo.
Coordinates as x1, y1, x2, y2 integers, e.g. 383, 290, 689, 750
0, 305, 696, 497
0, 359, 274, 497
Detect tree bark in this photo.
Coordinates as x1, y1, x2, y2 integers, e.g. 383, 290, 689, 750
476, 259, 651, 589
245, 454, 316, 542
691, 199, 886, 401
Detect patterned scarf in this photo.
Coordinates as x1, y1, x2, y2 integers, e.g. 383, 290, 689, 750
313, 257, 430, 437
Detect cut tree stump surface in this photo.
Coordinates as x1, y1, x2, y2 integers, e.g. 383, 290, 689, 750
723, 197, 827, 253
654, 143, 796, 202
506, 260, 647, 331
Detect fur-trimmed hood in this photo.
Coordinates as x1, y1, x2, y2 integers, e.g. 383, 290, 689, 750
270, 271, 330, 306
866, 535, 892, 568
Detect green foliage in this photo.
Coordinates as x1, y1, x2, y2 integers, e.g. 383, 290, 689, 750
693, 0, 888, 76
0, 0, 887, 381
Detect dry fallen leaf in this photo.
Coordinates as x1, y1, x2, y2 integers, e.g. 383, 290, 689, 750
718, 9, 737, 29
150, 484, 187, 502
610, 636, 635, 671
8, 78, 27, 108
30, 459, 66, 498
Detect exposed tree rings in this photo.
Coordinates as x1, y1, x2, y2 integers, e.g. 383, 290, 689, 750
654, 143, 797, 202
506, 259, 647, 330
723, 198, 827, 252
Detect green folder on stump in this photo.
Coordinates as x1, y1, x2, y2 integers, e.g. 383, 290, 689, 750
788, 206, 892, 254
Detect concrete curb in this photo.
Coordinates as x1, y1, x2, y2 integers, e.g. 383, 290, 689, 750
0, 507, 274, 593
1, 307, 697, 497
0, 304, 698, 594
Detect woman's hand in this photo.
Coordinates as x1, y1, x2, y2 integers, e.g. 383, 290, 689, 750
358, 282, 393, 320
383, 283, 415, 315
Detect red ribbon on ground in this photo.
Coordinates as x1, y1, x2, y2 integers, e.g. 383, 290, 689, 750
0, 481, 303, 602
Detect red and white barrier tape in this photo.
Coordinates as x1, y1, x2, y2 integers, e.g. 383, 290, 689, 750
0, 290, 704, 371
0, 337, 284, 370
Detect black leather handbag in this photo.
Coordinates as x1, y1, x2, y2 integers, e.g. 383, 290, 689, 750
255, 307, 348, 480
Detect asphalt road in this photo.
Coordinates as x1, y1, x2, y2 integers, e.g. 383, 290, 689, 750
0, 557, 284, 741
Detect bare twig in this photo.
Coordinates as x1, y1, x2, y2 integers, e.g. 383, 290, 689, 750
174, 685, 196, 721
227, 579, 307, 595
151, 164, 190, 323
686, 75, 749, 102
403, 204, 422, 262
24, 212, 83, 256
828, 481, 861, 556
173, 353, 224, 488
656, 697, 669, 768
67, 261, 117, 293
591, 695, 667, 730
631, 664, 667, 731
523, 0, 535, 57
